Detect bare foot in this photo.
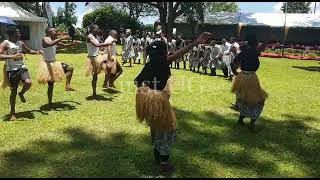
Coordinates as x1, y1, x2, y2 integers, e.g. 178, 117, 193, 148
18, 92, 26, 103
10, 114, 16, 121
65, 88, 76, 91
110, 84, 116, 89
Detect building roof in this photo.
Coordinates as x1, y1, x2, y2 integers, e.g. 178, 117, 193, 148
0, 2, 46, 22
175, 12, 320, 28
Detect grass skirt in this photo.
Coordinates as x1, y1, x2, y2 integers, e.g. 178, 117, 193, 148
231, 71, 268, 106
0, 65, 10, 89
102, 54, 117, 75
136, 82, 176, 133
37, 60, 65, 84
85, 54, 105, 76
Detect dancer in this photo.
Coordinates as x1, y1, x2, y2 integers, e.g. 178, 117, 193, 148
189, 45, 199, 72
197, 44, 206, 73
135, 32, 211, 175
208, 40, 222, 76
176, 35, 186, 70
102, 30, 123, 89
231, 34, 268, 132
0, 27, 42, 121
38, 27, 80, 106
167, 37, 176, 68
133, 34, 142, 64
201, 44, 211, 75
85, 24, 117, 98
122, 29, 134, 67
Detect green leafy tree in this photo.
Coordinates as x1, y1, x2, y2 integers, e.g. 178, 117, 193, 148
145, 2, 206, 39
142, 24, 154, 33
82, 6, 143, 37
86, 2, 157, 20
281, 2, 311, 13
205, 2, 239, 13
15, 2, 43, 16
53, 3, 77, 33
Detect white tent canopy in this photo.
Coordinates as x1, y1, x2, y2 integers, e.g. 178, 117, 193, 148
175, 12, 320, 28
0, 2, 46, 22
0, 2, 47, 49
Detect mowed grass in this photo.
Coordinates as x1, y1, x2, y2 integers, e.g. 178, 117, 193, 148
0, 43, 320, 177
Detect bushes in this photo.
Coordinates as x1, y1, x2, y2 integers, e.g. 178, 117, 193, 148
82, 6, 143, 36
263, 47, 319, 58
307, 53, 317, 58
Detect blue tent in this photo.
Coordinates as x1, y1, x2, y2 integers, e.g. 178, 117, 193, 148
0, 16, 16, 26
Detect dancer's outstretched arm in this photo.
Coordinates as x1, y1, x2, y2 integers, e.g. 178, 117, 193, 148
42, 35, 69, 48
57, 41, 80, 49
167, 32, 212, 64
86, 35, 116, 48
21, 41, 42, 55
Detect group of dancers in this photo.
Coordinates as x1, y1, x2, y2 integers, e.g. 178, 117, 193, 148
119, 30, 246, 81
0, 24, 268, 175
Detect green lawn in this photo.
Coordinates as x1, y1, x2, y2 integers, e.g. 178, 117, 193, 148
0, 44, 320, 177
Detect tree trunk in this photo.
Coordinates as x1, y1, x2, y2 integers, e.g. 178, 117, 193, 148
158, 3, 167, 35
166, 2, 174, 39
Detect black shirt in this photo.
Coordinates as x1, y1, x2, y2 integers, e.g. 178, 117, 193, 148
234, 47, 260, 71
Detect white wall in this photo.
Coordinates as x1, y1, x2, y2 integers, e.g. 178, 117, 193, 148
29, 21, 46, 50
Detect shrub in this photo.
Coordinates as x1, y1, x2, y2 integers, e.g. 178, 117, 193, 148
307, 53, 317, 58
82, 6, 143, 36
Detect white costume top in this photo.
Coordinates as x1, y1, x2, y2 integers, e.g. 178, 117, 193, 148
232, 42, 240, 49
104, 36, 117, 56
42, 37, 57, 62
232, 42, 241, 54
122, 35, 135, 60
4, 40, 25, 71
86, 34, 100, 57
222, 41, 232, 54
167, 39, 176, 54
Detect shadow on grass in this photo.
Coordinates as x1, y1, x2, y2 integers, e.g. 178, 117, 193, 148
2, 110, 49, 121
173, 108, 320, 177
0, 127, 160, 177
39, 101, 81, 112
85, 95, 114, 101
0, 108, 319, 177
292, 66, 320, 72
102, 88, 121, 94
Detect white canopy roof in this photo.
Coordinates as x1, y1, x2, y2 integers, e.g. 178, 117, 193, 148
0, 2, 46, 22
175, 12, 320, 28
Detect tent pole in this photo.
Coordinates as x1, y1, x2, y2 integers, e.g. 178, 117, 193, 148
282, 2, 288, 57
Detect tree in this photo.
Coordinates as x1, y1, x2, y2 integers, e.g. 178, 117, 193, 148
15, 2, 43, 16
142, 24, 154, 33
82, 6, 143, 37
281, 2, 311, 13
15, 2, 52, 26
85, 2, 157, 20
86, 2, 207, 39
205, 2, 239, 13
145, 2, 206, 39
53, 2, 77, 32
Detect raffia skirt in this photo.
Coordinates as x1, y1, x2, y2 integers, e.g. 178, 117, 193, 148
136, 81, 176, 133
85, 54, 105, 76
102, 54, 117, 75
37, 60, 65, 84
231, 71, 268, 119
0, 65, 9, 89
